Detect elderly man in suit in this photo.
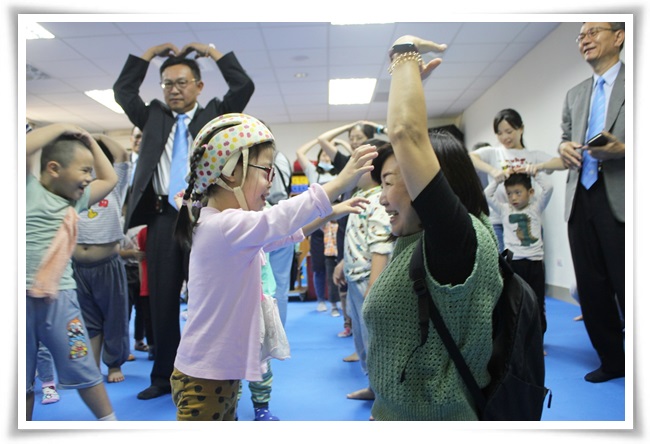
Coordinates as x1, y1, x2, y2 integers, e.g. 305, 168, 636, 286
114, 42, 254, 399
558, 22, 625, 383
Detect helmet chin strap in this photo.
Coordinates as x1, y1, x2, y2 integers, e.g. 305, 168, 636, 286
215, 150, 250, 210
232, 187, 249, 211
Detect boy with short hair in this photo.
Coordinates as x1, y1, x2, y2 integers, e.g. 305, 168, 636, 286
333, 141, 394, 401
26, 123, 118, 421
484, 171, 553, 333
72, 134, 131, 384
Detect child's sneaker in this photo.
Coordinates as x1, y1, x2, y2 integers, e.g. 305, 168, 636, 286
41, 385, 60, 404
337, 326, 352, 338
316, 302, 327, 312
331, 307, 341, 317
254, 407, 280, 421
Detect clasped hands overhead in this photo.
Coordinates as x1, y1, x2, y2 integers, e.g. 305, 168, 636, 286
146, 42, 216, 60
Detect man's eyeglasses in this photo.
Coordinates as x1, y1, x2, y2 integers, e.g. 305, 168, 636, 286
576, 27, 614, 44
160, 78, 197, 90
249, 164, 275, 183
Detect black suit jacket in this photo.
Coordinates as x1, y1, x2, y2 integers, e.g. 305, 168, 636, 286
114, 52, 254, 231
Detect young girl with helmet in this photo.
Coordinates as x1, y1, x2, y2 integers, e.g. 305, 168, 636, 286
170, 113, 376, 420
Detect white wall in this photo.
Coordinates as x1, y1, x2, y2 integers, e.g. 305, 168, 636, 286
461, 22, 625, 294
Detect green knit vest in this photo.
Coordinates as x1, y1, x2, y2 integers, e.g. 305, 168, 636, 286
363, 214, 502, 421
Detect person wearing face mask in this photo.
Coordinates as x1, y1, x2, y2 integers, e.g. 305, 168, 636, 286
318, 159, 335, 173
469, 109, 563, 252
296, 139, 343, 315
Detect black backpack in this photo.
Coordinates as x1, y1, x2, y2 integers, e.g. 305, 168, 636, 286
409, 242, 550, 420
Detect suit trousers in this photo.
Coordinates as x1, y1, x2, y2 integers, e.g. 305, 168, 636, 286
568, 176, 625, 372
146, 201, 188, 388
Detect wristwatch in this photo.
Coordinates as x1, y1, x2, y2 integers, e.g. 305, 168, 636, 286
388, 42, 418, 61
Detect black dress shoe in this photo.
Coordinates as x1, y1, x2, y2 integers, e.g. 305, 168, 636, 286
584, 367, 624, 383
137, 385, 171, 400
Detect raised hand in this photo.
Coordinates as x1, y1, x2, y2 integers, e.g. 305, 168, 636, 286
392, 35, 448, 80
513, 164, 539, 176
143, 43, 180, 61
490, 166, 509, 183
336, 144, 379, 193
331, 196, 370, 220
179, 42, 219, 60
320, 144, 378, 202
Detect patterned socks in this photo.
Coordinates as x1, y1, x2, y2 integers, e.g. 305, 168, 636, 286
41, 382, 60, 405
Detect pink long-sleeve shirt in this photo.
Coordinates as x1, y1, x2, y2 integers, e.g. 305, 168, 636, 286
174, 184, 332, 381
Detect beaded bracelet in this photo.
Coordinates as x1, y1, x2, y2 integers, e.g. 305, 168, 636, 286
388, 51, 422, 75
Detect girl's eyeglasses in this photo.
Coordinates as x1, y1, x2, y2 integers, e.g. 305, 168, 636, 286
249, 164, 275, 183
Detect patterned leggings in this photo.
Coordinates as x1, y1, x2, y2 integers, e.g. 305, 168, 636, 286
242, 363, 273, 408
171, 368, 241, 421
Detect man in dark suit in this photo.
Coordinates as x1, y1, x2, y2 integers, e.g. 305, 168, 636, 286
558, 22, 625, 383
114, 42, 254, 399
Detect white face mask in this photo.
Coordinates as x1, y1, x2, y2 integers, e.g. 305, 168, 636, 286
318, 162, 334, 172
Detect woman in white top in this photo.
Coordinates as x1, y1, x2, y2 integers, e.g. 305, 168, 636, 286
470, 108, 564, 251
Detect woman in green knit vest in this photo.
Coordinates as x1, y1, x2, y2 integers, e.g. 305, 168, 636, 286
362, 35, 503, 420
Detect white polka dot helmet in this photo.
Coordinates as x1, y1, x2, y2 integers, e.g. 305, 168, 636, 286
189, 113, 274, 195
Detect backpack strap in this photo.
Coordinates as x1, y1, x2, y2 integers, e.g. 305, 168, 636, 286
275, 164, 290, 197
273, 152, 292, 199
499, 249, 515, 277
409, 239, 487, 414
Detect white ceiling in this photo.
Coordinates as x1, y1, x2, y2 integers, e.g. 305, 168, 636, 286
24, 20, 560, 133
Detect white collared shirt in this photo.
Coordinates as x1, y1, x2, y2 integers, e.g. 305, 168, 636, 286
153, 103, 198, 195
